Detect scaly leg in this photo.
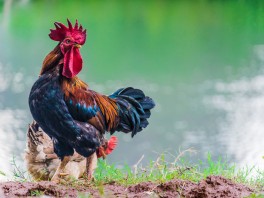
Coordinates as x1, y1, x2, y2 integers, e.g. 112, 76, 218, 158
86, 152, 97, 181
51, 156, 71, 183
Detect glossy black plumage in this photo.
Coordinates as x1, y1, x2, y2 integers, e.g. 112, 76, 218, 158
29, 67, 99, 159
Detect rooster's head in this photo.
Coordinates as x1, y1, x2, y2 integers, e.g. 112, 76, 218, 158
49, 19, 87, 78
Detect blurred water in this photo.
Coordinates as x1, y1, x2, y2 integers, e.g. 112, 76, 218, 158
0, 0, 264, 177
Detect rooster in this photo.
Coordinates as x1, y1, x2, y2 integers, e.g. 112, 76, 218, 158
28, 19, 155, 183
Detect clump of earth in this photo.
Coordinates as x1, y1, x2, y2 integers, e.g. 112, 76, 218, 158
0, 176, 254, 197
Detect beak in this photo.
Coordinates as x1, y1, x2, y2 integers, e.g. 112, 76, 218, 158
75, 44, 82, 48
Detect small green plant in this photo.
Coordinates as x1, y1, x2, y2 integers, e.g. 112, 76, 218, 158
30, 189, 44, 196
77, 192, 91, 198
246, 193, 264, 198
10, 155, 28, 181
10, 155, 33, 182
0, 170, 6, 176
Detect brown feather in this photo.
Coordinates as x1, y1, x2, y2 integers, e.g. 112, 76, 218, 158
40, 44, 63, 75
61, 77, 119, 133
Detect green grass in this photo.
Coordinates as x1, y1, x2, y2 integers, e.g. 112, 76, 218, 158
247, 194, 264, 198
93, 152, 264, 191
10, 156, 29, 182
30, 190, 44, 196
3, 152, 264, 194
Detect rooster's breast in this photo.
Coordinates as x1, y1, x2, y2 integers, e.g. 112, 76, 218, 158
28, 72, 100, 158
29, 73, 77, 139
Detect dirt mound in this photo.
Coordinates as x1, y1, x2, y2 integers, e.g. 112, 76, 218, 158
184, 176, 253, 198
0, 181, 87, 197
0, 176, 254, 198
128, 176, 253, 198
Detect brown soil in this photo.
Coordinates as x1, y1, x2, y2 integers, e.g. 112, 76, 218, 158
0, 176, 254, 198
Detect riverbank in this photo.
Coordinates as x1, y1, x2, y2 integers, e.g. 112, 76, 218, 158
1, 153, 263, 197
0, 175, 255, 197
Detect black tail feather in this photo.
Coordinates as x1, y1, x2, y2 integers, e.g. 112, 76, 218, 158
109, 87, 155, 137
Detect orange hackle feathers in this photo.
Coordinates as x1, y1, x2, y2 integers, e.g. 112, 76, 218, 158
92, 92, 119, 131
62, 76, 88, 96
40, 44, 62, 75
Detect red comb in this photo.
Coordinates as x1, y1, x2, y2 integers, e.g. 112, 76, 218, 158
49, 19, 86, 45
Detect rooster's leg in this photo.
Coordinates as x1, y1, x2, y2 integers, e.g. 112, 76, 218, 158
86, 152, 97, 181
51, 156, 70, 183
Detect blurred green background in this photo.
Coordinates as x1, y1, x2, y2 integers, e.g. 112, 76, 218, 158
0, 0, 264, 176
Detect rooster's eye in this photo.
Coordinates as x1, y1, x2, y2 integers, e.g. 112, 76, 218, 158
65, 39, 71, 44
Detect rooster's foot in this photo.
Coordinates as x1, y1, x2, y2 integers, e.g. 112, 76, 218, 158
59, 172, 69, 177
51, 156, 71, 183
51, 175, 60, 184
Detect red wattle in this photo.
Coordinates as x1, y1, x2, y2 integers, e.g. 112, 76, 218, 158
96, 136, 118, 158
62, 46, 83, 78
105, 136, 118, 155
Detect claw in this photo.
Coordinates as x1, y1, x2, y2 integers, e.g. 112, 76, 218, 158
45, 154, 58, 160
51, 156, 71, 183
59, 172, 69, 177
51, 175, 60, 184
51, 179, 60, 184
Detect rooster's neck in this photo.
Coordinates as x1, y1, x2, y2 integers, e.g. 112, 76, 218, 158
40, 44, 88, 91
62, 76, 89, 97
40, 44, 63, 76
